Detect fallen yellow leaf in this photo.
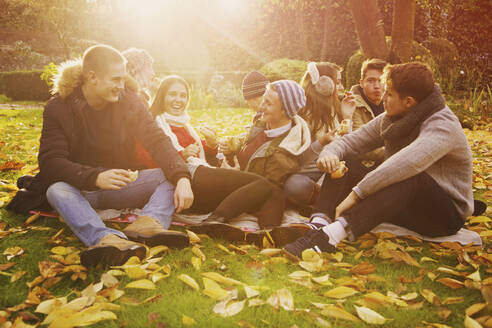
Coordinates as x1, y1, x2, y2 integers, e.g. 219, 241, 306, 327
178, 274, 200, 291
355, 305, 389, 325
320, 304, 359, 322
125, 279, 155, 290
182, 314, 196, 326
323, 286, 359, 299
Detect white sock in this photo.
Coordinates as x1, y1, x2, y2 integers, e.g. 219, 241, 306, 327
311, 216, 330, 226
322, 221, 347, 247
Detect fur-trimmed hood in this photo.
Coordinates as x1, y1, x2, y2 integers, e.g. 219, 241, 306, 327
278, 115, 311, 156
51, 58, 139, 99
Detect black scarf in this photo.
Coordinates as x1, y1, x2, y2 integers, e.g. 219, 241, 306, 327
381, 85, 446, 159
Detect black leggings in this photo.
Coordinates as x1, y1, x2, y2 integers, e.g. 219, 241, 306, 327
190, 166, 275, 221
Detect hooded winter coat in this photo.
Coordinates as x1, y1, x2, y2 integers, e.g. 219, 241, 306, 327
7, 60, 190, 214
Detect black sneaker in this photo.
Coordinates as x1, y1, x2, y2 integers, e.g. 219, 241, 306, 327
283, 229, 336, 259
189, 222, 245, 242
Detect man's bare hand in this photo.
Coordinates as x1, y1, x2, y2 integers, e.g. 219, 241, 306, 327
335, 191, 359, 218
174, 177, 194, 213
96, 169, 131, 190
317, 151, 340, 173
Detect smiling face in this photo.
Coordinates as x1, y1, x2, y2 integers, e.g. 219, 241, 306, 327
360, 68, 384, 105
164, 82, 188, 116
91, 62, 126, 104
260, 87, 288, 126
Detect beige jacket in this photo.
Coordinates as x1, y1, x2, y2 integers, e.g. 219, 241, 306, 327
350, 85, 385, 162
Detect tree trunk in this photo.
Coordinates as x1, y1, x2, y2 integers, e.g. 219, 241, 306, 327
391, 0, 415, 63
320, 6, 331, 61
296, 9, 311, 60
347, 0, 389, 60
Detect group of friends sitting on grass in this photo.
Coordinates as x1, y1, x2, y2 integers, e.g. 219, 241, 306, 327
7, 44, 477, 267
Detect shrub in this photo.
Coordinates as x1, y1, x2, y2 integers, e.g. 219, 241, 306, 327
0, 41, 53, 71
188, 87, 217, 110
1, 70, 50, 101
345, 38, 438, 89
40, 62, 59, 88
259, 58, 308, 83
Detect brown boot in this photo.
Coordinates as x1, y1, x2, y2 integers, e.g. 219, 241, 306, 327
123, 216, 189, 248
80, 234, 146, 267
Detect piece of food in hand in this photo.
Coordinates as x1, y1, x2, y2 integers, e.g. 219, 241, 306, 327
227, 136, 242, 153
330, 161, 348, 179
128, 170, 139, 183
337, 119, 352, 136
199, 126, 216, 138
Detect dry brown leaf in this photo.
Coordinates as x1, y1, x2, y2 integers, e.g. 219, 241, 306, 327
10, 271, 26, 283
437, 277, 465, 289
421, 321, 453, 328
467, 270, 482, 282
421, 289, 441, 305
388, 250, 421, 267
436, 307, 452, 320
259, 248, 282, 257
442, 297, 465, 305
38, 261, 64, 278
350, 262, 376, 275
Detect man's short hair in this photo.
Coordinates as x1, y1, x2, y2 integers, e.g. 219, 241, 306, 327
384, 62, 435, 102
82, 45, 126, 77
361, 58, 387, 80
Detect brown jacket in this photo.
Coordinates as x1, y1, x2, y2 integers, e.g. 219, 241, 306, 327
244, 116, 311, 186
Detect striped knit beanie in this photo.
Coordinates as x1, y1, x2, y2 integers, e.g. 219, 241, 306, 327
242, 71, 269, 100
271, 80, 306, 118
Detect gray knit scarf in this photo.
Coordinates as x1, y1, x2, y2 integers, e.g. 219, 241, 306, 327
381, 85, 446, 159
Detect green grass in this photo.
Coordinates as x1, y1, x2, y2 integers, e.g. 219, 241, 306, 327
0, 107, 491, 327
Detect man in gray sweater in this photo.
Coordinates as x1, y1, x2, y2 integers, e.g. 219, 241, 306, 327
284, 62, 474, 258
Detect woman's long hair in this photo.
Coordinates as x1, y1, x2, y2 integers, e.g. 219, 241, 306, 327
149, 75, 190, 119
298, 62, 342, 135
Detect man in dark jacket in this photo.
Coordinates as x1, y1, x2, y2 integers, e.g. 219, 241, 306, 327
7, 45, 194, 267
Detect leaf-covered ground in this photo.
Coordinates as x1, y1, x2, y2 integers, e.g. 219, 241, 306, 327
0, 106, 491, 328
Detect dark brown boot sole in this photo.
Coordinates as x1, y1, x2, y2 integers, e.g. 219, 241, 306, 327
80, 244, 146, 267
189, 223, 245, 242
124, 230, 190, 248
269, 225, 312, 248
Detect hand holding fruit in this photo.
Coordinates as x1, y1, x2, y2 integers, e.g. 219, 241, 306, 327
200, 126, 217, 149
182, 143, 201, 160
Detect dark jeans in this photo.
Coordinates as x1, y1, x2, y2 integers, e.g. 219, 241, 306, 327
314, 159, 464, 238
190, 166, 277, 224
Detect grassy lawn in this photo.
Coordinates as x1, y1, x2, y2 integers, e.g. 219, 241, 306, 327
0, 106, 491, 327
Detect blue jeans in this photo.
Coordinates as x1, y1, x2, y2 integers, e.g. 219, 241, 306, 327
46, 168, 175, 246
